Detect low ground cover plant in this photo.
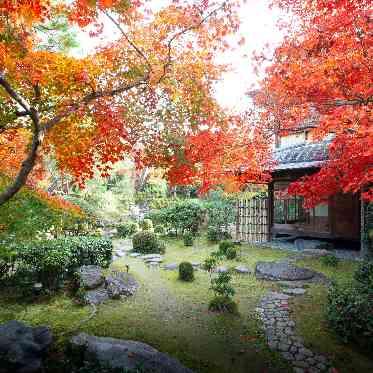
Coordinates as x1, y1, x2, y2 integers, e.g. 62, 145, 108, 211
320, 254, 339, 267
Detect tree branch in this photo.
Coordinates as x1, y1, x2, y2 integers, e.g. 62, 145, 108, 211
103, 10, 152, 73
158, 2, 226, 83
0, 75, 31, 114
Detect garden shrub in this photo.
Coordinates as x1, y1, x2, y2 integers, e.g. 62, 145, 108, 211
207, 226, 231, 242
154, 225, 165, 235
218, 240, 235, 255
208, 296, 238, 314
354, 261, 373, 292
140, 218, 153, 231
320, 254, 339, 267
209, 272, 237, 313
117, 221, 139, 238
327, 281, 373, 349
148, 199, 205, 236
15, 240, 76, 290
178, 262, 194, 282
0, 244, 17, 280
204, 190, 236, 241
183, 232, 194, 246
202, 256, 219, 273
69, 236, 113, 268
210, 272, 235, 298
225, 246, 237, 260
4, 236, 113, 290
132, 231, 165, 254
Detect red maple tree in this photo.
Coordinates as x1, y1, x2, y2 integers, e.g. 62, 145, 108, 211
255, 0, 372, 206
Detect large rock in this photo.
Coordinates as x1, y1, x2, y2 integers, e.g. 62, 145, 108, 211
70, 333, 193, 373
77, 265, 105, 290
84, 286, 110, 305
106, 272, 139, 299
0, 320, 52, 373
255, 261, 316, 281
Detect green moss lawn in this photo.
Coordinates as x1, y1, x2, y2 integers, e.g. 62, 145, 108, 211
0, 237, 372, 372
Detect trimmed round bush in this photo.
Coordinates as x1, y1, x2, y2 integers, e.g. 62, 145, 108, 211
178, 262, 194, 282
208, 296, 238, 314
117, 221, 139, 238
132, 231, 165, 254
183, 233, 194, 246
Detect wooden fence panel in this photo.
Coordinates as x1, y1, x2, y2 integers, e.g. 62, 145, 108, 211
235, 198, 269, 243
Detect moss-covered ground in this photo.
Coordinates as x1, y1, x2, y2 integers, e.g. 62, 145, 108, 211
0, 237, 372, 372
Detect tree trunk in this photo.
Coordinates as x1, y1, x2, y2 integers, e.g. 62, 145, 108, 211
0, 116, 41, 206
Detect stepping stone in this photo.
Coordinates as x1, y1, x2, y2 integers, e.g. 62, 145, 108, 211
129, 253, 141, 258
235, 265, 251, 274
147, 262, 160, 267
115, 251, 125, 257
282, 288, 306, 296
266, 291, 290, 300
144, 257, 163, 263
191, 262, 201, 267
277, 281, 306, 289
215, 266, 228, 273
255, 261, 316, 281
141, 254, 162, 260
163, 263, 178, 271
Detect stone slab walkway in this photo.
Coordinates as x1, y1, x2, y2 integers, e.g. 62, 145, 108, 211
257, 291, 330, 373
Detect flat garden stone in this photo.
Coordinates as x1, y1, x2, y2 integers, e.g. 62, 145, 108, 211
163, 263, 178, 271
77, 265, 105, 290
255, 261, 316, 281
144, 257, 163, 263
0, 320, 53, 373
283, 288, 306, 296
129, 253, 141, 257
70, 333, 194, 373
215, 266, 228, 273
191, 262, 201, 267
235, 265, 251, 274
141, 254, 162, 260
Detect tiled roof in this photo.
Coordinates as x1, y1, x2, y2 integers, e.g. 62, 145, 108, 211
273, 141, 330, 171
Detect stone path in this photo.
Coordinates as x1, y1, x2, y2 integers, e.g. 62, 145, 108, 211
255, 261, 330, 372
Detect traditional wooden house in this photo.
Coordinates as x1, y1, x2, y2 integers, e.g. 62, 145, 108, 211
235, 123, 372, 253
268, 127, 361, 242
